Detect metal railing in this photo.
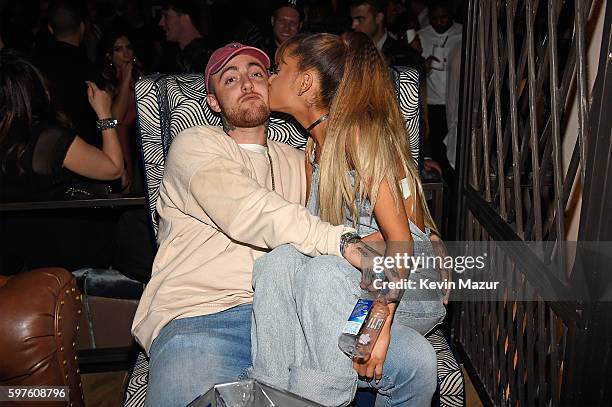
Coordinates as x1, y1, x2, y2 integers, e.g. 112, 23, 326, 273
454, 0, 611, 405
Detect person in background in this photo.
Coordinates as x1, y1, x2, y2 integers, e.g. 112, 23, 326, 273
34, 0, 103, 148
98, 29, 156, 285
82, 0, 103, 65
0, 51, 123, 201
158, 0, 213, 74
349, 0, 424, 71
0, 50, 123, 276
410, 0, 430, 29
417, 0, 461, 178
123, 0, 163, 74
385, 0, 406, 38
99, 29, 143, 192
443, 39, 461, 171
264, 0, 304, 64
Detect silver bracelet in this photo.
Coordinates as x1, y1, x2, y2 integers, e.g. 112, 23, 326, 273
340, 231, 361, 256
96, 118, 119, 131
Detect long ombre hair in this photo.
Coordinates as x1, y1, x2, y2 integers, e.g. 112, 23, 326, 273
279, 32, 437, 233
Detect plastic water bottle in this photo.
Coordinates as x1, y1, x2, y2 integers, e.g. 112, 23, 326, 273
338, 290, 389, 360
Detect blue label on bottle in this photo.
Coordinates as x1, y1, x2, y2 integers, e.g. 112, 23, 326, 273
342, 299, 373, 335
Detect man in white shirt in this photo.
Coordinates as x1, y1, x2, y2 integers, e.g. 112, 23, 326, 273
418, 0, 462, 178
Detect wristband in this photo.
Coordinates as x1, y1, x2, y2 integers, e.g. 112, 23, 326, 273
96, 118, 119, 131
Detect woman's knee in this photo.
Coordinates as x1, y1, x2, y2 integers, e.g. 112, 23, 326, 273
252, 244, 307, 287
296, 255, 360, 292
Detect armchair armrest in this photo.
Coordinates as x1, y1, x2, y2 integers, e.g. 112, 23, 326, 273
0, 268, 84, 407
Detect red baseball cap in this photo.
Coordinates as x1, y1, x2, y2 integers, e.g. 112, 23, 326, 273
205, 43, 271, 92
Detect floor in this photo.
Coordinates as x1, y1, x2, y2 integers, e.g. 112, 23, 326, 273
81, 365, 484, 407
81, 371, 127, 407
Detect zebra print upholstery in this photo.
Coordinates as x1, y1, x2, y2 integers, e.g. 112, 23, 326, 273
125, 68, 464, 407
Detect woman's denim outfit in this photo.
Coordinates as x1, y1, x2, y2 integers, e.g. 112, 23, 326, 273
251, 162, 445, 406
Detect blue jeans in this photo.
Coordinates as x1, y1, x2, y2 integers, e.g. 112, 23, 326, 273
145, 304, 252, 407
251, 245, 437, 406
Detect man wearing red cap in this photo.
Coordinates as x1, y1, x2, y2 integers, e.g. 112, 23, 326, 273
132, 43, 369, 406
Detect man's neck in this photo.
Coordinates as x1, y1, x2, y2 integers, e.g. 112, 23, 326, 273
225, 123, 268, 146
56, 35, 80, 48
372, 28, 387, 48
179, 27, 202, 50
435, 23, 455, 35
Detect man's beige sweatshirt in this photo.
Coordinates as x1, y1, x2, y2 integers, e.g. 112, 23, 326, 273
132, 126, 348, 353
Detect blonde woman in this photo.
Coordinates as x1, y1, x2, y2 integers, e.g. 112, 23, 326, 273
251, 32, 445, 406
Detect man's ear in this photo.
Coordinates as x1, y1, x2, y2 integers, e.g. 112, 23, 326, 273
271, 16, 275, 27
47, 24, 54, 35
375, 12, 385, 27
180, 13, 194, 29
299, 21, 303, 31
207, 94, 221, 113
80, 21, 86, 36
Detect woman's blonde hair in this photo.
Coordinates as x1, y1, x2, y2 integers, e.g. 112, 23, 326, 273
279, 32, 437, 233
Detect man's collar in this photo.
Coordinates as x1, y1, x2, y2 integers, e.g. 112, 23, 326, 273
238, 144, 268, 154
376, 30, 388, 51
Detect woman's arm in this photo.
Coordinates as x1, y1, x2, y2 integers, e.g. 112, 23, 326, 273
111, 63, 133, 121
351, 178, 414, 378
373, 177, 414, 279
62, 82, 123, 180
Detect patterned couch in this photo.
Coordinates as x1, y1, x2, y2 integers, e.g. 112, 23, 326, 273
124, 69, 464, 407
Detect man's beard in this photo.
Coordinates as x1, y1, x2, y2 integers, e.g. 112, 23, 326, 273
221, 99, 270, 129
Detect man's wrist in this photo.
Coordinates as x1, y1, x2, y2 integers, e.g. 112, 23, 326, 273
340, 230, 361, 257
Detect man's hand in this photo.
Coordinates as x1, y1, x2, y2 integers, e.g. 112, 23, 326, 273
352, 328, 391, 383
409, 36, 423, 54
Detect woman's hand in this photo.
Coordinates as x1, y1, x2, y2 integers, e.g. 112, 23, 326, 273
352, 328, 391, 383
430, 233, 451, 304
86, 81, 112, 118
117, 61, 133, 85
